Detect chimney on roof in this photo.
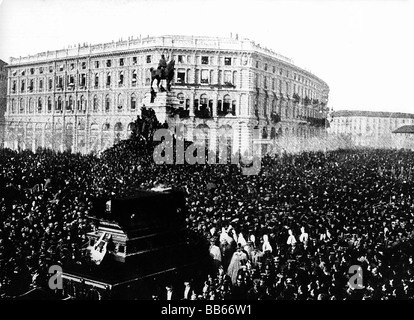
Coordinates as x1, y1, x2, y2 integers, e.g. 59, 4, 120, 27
236, 34, 239, 40
230, 32, 232, 38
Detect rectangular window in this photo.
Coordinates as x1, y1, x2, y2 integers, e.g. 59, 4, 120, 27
264, 76, 267, 89
131, 71, 137, 86
177, 69, 185, 83
272, 78, 275, 91
273, 66, 276, 73
71, 63, 75, 70
201, 56, 209, 65
49, 66, 53, 73
82, 62, 87, 69
264, 63, 268, 71
59, 64, 64, 72
178, 55, 184, 63
39, 67, 44, 74
146, 55, 151, 63
224, 57, 231, 66
132, 57, 137, 65
12, 81, 16, 93
119, 72, 124, 85
94, 61, 99, 68
80, 74, 86, 87
201, 70, 209, 84
57, 76, 63, 89
224, 71, 232, 84
30, 68, 35, 75
119, 58, 124, 66
256, 61, 259, 68
106, 59, 111, 67
49, 78, 53, 90
69, 75, 75, 85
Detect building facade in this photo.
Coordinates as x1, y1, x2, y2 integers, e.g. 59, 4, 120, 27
392, 125, 414, 150
0, 59, 8, 147
3, 35, 329, 154
329, 110, 414, 148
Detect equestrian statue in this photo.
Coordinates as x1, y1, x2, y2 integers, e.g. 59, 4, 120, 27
150, 54, 175, 92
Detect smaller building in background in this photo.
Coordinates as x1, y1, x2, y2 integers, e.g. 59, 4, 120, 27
328, 110, 414, 148
392, 125, 414, 150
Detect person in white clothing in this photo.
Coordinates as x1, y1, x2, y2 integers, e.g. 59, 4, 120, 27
287, 229, 297, 246
262, 234, 273, 253
299, 227, 309, 243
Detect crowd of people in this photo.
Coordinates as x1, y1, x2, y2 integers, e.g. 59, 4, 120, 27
1, 133, 414, 299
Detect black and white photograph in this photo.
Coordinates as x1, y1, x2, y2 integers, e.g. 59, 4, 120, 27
0, 0, 413, 314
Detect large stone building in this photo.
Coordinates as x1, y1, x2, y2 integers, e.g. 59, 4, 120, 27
0, 59, 8, 147
3, 35, 329, 155
329, 110, 414, 148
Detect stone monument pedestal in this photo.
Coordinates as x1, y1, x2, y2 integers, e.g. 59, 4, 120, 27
142, 91, 181, 124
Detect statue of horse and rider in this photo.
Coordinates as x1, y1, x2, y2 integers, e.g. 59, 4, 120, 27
150, 54, 175, 92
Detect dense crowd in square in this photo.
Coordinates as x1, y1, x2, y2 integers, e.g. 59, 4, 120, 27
1, 133, 414, 299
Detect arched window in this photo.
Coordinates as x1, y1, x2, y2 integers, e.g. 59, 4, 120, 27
223, 95, 231, 113
117, 94, 123, 111
262, 127, 268, 139
103, 123, 110, 131
94, 74, 99, 88
119, 71, 124, 86
11, 99, 16, 114
28, 98, 34, 113
19, 98, 24, 113
47, 97, 52, 112
132, 70, 137, 86
57, 96, 62, 111
127, 122, 134, 137
106, 72, 111, 87
177, 93, 184, 105
93, 95, 99, 112
200, 94, 208, 107
68, 96, 73, 111
130, 94, 136, 110
105, 95, 110, 112
80, 95, 86, 111
37, 97, 42, 113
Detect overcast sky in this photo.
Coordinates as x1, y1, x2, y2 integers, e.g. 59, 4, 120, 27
0, 0, 413, 113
